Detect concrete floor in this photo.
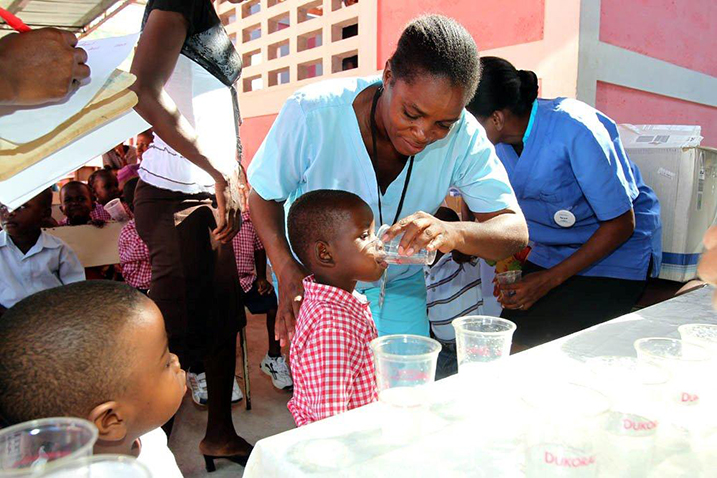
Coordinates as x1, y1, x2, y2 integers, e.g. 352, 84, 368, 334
167, 312, 296, 477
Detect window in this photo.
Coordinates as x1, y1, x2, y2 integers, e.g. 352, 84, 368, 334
268, 67, 290, 87
268, 13, 290, 34
298, 0, 323, 23
297, 29, 322, 52
268, 40, 290, 60
298, 59, 323, 80
242, 23, 261, 42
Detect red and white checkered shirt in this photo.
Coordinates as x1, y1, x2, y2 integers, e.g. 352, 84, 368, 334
58, 202, 131, 225
232, 211, 264, 293
118, 219, 151, 290
288, 276, 378, 427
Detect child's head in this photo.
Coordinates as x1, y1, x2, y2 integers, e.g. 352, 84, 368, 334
88, 169, 120, 206
287, 190, 386, 288
0, 281, 185, 452
60, 181, 93, 225
136, 129, 153, 160
122, 177, 139, 213
0, 189, 52, 239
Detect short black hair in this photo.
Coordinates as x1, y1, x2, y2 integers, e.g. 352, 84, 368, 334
390, 15, 480, 101
61, 180, 92, 198
88, 169, 117, 194
287, 190, 370, 268
35, 188, 53, 211
434, 206, 460, 223
0, 281, 151, 426
123, 177, 140, 213
467, 56, 539, 118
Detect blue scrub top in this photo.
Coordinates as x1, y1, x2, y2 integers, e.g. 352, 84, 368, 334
248, 76, 518, 335
494, 98, 661, 281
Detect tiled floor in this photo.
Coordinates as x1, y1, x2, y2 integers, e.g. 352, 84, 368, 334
168, 312, 296, 477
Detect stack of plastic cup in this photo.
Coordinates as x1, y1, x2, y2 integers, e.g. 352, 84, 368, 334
496, 270, 522, 297
38, 455, 151, 478
523, 383, 610, 478
370, 334, 441, 443
0, 418, 98, 477
374, 225, 437, 265
587, 356, 670, 478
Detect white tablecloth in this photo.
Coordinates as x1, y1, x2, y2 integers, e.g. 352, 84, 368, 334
244, 287, 717, 477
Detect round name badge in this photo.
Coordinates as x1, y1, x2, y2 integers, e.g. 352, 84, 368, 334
554, 210, 576, 228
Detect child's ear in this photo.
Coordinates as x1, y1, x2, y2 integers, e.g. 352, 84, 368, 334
315, 241, 334, 267
88, 401, 128, 442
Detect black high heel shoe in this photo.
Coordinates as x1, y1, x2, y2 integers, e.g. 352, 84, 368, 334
203, 448, 253, 473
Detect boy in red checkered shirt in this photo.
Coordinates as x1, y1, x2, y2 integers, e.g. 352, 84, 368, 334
286, 190, 387, 426
232, 209, 292, 390
118, 178, 151, 293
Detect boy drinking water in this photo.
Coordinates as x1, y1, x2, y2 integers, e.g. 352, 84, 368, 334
0, 281, 186, 477
286, 190, 386, 426
0, 189, 84, 316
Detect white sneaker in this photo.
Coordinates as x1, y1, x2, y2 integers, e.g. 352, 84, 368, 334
232, 377, 243, 403
260, 354, 293, 390
187, 371, 208, 407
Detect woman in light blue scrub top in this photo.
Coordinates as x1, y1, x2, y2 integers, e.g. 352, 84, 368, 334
468, 57, 662, 348
247, 17, 529, 342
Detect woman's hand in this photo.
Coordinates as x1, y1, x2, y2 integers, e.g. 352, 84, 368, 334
382, 211, 458, 256
212, 176, 242, 244
275, 263, 307, 346
499, 270, 560, 310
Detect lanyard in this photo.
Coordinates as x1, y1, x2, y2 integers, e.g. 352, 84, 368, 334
370, 85, 414, 226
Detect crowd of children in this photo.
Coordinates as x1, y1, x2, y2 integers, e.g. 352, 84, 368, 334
0, 136, 495, 471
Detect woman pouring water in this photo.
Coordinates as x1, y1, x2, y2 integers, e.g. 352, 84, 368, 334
248, 15, 528, 341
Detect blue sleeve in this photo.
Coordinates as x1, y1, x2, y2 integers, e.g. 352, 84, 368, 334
451, 116, 519, 214
247, 96, 311, 202
568, 123, 635, 221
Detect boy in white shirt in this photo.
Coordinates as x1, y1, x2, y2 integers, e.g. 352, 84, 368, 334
425, 207, 496, 379
0, 281, 185, 477
0, 189, 84, 316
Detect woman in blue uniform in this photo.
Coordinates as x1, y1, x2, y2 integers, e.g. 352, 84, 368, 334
467, 57, 662, 348
248, 18, 528, 343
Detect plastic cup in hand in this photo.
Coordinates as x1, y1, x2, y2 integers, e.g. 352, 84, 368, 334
452, 316, 516, 377
103, 198, 129, 222
38, 455, 151, 478
0, 418, 98, 477
370, 334, 441, 443
375, 225, 437, 265
587, 357, 670, 478
496, 270, 521, 297
634, 338, 711, 407
524, 383, 610, 478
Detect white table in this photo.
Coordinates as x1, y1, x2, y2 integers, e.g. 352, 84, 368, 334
244, 287, 717, 477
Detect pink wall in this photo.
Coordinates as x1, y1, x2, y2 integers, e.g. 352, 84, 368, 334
377, 0, 545, 69
240, 114, 277, 169
596, 82, 717, 147
600, 0, 717, 77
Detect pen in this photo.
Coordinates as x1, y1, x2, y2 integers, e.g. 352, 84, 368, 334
0, 7, 31, 33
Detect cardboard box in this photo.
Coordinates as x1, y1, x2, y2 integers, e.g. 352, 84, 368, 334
45, 222, 124, 268
619, 125, 717, 282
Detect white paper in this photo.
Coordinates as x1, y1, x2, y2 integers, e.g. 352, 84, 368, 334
0, 33, 140, 144
0, 110, 150, 210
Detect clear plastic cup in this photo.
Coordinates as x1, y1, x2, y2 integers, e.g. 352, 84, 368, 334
678, 324, 717, 356
452, 316, 516, 375
375, 224, 437, 265
634, 338, 711, 406
496, 270, 522, 297
38, 455, 151, 478
523, 383, 610, 478
103, 198, 129, 222
0, 418, 98, 477
370, 334, 441, 443
587, 357, 671, 478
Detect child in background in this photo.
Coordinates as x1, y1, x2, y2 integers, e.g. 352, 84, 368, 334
0, 189, 84, 316
118, 178, 151, 293
286, 190, 386, 426
425, 207, 486, 379
88, 169, 131, 221
0, 281, 184, 477
232, 210, 292, 390
59, 181, 106, 227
